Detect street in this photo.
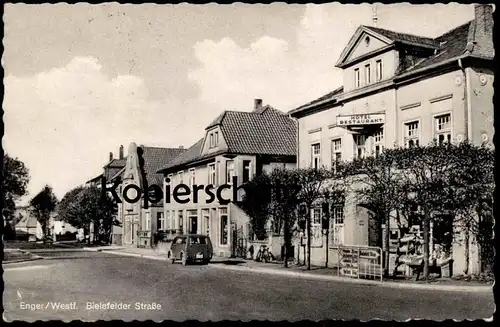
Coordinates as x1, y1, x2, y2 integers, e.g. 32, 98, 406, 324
3, 250, 494, 321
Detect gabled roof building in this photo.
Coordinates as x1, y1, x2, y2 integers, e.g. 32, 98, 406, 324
289, 5, 493, 274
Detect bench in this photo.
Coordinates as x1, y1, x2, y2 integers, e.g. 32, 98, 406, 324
410, 258, 454, 280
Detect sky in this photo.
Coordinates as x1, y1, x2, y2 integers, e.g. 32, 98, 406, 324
3, 3, 475, 203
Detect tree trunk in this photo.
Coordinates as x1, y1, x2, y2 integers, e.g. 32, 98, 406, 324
325, 227, 329, 268
306, 210, 311, 271
283, 217, 288, 268
423, 216, 430, 279
383, 214, 391, 278
464, 224, 470, 275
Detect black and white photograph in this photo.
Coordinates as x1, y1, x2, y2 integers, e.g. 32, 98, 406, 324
2, 2, 495, 322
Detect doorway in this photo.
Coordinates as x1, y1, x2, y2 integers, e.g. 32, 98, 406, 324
191, 217, 198, 234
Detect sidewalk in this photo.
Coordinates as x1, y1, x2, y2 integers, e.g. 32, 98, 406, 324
88, 245, 492, 293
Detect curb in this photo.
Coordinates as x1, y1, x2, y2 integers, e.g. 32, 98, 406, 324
82, 247, 125, 252
3, 254, 45, 265
209, 264, 492, 293
98, 250, 168, 261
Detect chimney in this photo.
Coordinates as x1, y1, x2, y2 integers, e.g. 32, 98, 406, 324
372, 4, 378, 28
474, 4, 493, 34
179, 146, 184, 149
254, 99, 263, 110
119, 145, 124, 159
109, 152, 113, 162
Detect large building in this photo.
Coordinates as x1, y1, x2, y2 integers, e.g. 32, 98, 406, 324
157, 99, 297, 258
289, 5, 494, 273
109, 143, 186, 247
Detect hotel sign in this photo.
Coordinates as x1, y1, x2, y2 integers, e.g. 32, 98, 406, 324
337, 113, 385, 126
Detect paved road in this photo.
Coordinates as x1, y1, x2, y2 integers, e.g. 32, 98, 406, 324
3, 250, 494, 322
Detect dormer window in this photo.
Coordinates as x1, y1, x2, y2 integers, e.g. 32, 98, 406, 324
354, 68, 360, 88
376, 60, 382, 81
209, 131, 220, 148
365, 64, 371, 84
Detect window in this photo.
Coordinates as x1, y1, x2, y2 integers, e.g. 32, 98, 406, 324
208, 164, 216, 185
376, 60, 382, 81
177, 171, 184, 185
435, 114, 452, 145
178, 211, 183, 233
354, 68, 360, 88
242, 160, 251, 183
166, 211, 171, 230
188, 210, 198, 234
353, 134, 366, 159
214, 131, 219, 146
209, 133, 214, 148
311, 143, 321, 169
189, 169, 196, 187
144, 212, 151, 231
226, 160, 235, 184
312, 208, 322, 225
219, 208, 228, 245
330, 206, 344, 245
331, 138, 342, 171
157, 212, 164, 231
405, 121, 420, 148
365, 64, 371, 84
167, 174, 174, 186
202, 209, 210, 236
373, 128, 384, 157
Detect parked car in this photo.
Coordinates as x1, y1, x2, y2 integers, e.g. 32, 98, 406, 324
167, 234, 213, 265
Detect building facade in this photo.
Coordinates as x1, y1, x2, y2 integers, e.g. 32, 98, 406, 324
289, 5, 494, 273
110, 143, 186, 247
157, 99, 297, 258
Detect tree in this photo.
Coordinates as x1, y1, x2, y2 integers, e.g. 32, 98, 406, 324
239, 172, 273, 241
394, 141, 460, 279
29, 185, 58, 241
296, 167, 331, 270
342, 150, 406, 277
268, 167, 303, 268
2, 154, 30, 220
440, 141, 494, 275
58, 185, 117, 244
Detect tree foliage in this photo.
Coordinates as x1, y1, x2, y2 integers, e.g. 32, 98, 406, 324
2, 154, 30, 220
57, 185, 117, 244
29, 185, 58, 240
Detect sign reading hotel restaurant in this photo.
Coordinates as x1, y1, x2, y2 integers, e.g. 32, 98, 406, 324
337, 113, 385, 126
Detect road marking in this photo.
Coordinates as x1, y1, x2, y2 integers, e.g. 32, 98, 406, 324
4, 264, 54, 272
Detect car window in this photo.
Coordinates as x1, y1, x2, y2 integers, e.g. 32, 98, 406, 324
176, 238, 185, 244
189, 237, 206, 244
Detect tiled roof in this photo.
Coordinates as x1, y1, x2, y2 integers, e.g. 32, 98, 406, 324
16, 215, 39, 228
158, 138, 205, 172
291, 6, 493, 117
141, 147, 186, 186
221, 108, 296, 155
363, 25, 439, 48
158, 105, 296, 173
397, 21, 472, 75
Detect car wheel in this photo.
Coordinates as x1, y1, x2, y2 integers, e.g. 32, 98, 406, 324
181, 252, 188, 266
202, 259, 210, 265
167, 251, 175, 264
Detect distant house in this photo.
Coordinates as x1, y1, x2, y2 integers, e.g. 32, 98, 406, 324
109, 143, 187, 247
15, 213, 43, 241
87, 145, 127, 188
49, 213, 84, 241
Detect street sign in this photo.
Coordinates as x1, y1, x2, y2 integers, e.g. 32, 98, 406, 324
338, 245, 382, 281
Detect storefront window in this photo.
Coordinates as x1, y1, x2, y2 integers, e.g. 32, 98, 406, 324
219, 208, 228, 245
